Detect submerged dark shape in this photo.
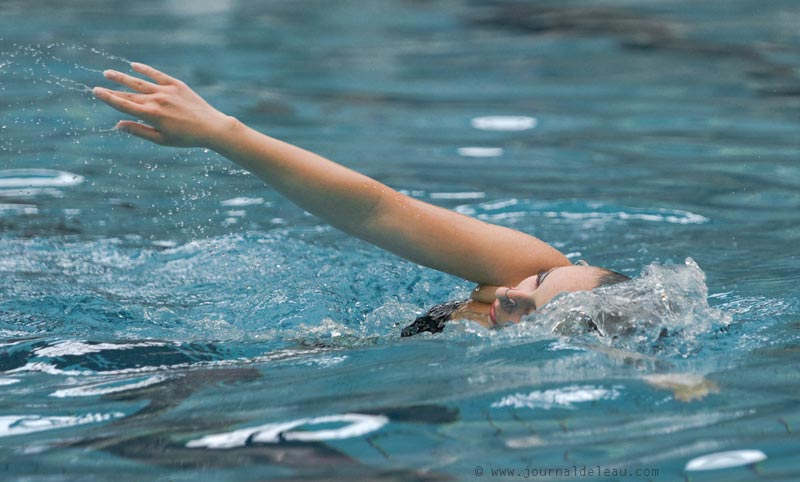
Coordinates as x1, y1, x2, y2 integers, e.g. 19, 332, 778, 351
360, 404, 459, 425
100, 367, 261, 422
471, 3, 798, 90
66, 365, 455, 478
68, 367, 360, 469
471, 4, 675, 43
95, 435, 360, 470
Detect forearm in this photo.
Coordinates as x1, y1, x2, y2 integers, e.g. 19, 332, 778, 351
209, 116, 569, 285
210, 116, 388, 235
361, 191, 570, 285
209, 117, 568, 285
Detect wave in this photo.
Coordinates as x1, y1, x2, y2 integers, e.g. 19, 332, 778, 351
505, 258, 732, 357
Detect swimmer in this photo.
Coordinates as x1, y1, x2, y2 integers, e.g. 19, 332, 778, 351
93, 63, 630, 335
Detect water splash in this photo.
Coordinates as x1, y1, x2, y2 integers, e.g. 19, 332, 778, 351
1, 43, 108, 94
510, 258, 732, 357
1, 42, 134, 148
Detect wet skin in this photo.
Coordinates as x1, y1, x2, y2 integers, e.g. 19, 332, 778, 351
459, 265, 605, 327
91, 64, 606, 333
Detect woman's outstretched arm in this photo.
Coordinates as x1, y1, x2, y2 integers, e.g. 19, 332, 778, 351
93, 63, 570, 286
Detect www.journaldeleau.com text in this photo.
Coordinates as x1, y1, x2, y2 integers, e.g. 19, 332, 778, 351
473, 465, 660, 478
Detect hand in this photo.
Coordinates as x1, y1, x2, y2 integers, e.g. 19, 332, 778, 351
93, 63, 231, 148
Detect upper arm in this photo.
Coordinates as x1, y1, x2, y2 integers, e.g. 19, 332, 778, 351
360, 190, 571, 286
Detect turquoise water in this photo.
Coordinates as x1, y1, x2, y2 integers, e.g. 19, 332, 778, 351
1, 1, 799, 480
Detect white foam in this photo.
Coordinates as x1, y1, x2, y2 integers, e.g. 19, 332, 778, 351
186, 413, 389, 449
0, 412, 125, 438
9, 362, 88, 376
11, 346, 333, 377
492, 385, 621, 410
0, 378, 20, 386
50, 374, 171, 398
457, 147, 504, 157
685, 449, 767, 471
296, 355, 348, 368
0, 169, 84, 188
34, 340, 168, 358
471, 116, 537, 131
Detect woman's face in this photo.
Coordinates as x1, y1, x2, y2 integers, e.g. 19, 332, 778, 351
489, 265, 602, 325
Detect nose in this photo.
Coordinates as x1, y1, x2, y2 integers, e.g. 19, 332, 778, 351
493, 286, 533, 324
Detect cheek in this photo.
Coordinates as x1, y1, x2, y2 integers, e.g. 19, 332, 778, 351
532, 288, 558, 310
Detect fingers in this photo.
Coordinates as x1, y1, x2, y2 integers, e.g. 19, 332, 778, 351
131, 62, 178, 86
103, 69, 158, 94
116, 121, 165, 144
93, 87, 150, 118
97, 88, 143, 103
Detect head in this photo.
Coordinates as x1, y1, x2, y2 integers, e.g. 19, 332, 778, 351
489, 262, 631, 325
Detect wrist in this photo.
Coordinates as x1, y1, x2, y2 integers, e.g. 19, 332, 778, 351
206, 114, 244, 153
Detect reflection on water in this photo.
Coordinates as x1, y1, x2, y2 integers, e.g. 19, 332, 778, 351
186, 413, 389, 448
0, 169, 85, 189
685, 449, 767, 471
470, 115, 538, 131
0, 412, 124, 438
490, 385, 622, 410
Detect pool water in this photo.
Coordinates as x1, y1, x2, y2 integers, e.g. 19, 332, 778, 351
2, 1, 799, 480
